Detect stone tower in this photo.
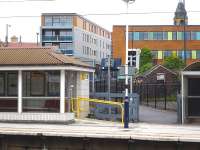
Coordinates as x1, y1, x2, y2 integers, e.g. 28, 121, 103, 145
174, 0, 188, 25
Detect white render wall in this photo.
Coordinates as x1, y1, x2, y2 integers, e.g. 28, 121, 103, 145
76, 72, 90, 118
73, 27, 111, 64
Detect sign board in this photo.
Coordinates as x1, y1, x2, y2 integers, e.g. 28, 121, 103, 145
80, 73, 89, 80
157, 73, 165, 81
118, 66, 137, 76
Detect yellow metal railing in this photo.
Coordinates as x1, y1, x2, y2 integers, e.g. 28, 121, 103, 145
70, 97, 124, 124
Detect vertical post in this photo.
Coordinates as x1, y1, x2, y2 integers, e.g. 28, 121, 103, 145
18, 70, 22, 113
92, 60, 95, 96
181, 74, 184, 124
146, 83, 149, 106
124, 22, 129, 128
108, 55, 111, 100
183, 0, 187, 65
154, 84, 157, 109
164, 83, 167, 110
60, 70, 65, 113
36, 32, 39, 46
5, 24, 11, 46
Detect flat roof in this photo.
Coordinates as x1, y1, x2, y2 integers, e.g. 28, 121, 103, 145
42, 13, 111, 33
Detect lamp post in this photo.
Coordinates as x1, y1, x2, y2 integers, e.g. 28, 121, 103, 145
36, 32, 39, 46
183, 0, 186, 65
122, 0, 135, 128
5, 24, 11, 46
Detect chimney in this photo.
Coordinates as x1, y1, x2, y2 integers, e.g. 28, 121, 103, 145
19, 35, 22, 45
10, 35, 18, 43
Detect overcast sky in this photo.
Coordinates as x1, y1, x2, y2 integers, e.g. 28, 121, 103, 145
0, 0, 200, 42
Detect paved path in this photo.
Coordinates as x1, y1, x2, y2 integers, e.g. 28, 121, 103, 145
0, 120, 200, 142
139, 105, 177, 124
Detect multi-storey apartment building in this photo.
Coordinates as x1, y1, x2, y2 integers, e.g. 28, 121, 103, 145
41, 13, 112, 65
112, 1, 200, 65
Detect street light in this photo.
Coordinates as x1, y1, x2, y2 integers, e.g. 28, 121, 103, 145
122, 0, 136, 128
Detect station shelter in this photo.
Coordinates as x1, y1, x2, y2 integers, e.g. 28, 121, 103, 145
0, 47, 93, 122
182, 61, 200, 123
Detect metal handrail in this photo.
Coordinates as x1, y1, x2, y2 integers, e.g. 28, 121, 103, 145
71, 97, 124, 125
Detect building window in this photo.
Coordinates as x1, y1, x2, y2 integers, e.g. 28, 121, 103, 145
143, 32, 148, 40
44, 43, 52, 47
133, 32, 139, 40
44, 16, 53, 26
153, 32, 158, 40
30, 72, 45, 96
157, 32, 163, 40
7, 73, 18, 96
0, 73, 5, 96
196, 50, 200, 59
48, 71, 60, 96
172, 32, 177, 40
151, 51, 158, 59
186, 51, 192, 59
163, 32, 168, 40
191, 31, 196, 40
59, 43, 73, 50
185, 31, 191, 40
177, 32, 183, 40
164, 51, 172, 58
139, 32, 144, 40
148, 32, 153, 40
196, 32, 200, 40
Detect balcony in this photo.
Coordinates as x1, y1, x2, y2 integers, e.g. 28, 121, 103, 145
42, 36, 73, 42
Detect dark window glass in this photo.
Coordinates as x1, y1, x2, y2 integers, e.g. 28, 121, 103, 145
143, 32, 148, 40
7, 73, 17, 96
139, 32, 144, 40
128, 32, 133, 40
48, 71, 60, 96
186, 51, 192, 59
153, 32, 158, 40
151, 51, 158, 59
185, 31, 191, 40
44, 16, 52, 26
164, 51, 172, 58
30, 72, 45, 96
163, 32, 168, 40
157, 32, 163, 40
172, 32, 177, 40
0, 73, 5, 96
178, 51, 184, 59
197, 50, 200, 59
191, 32, 196, 40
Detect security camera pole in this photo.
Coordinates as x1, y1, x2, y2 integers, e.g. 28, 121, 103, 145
122, 0, 135, 128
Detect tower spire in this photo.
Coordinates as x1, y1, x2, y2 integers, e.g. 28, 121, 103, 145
174, 0, 188, 25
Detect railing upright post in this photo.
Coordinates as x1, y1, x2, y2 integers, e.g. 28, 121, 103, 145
154, 84, 157, 109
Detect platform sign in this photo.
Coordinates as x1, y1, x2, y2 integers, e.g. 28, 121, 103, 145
118, 66, 137, 76
117, 66, 137, 80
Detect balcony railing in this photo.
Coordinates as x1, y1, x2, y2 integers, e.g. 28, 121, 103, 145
42, 36, 73, 42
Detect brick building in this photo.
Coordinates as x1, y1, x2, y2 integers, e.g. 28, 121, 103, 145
112, 1, 200, 66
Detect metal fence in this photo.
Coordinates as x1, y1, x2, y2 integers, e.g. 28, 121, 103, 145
90, 80, 180, 111
133, 82, 180, 111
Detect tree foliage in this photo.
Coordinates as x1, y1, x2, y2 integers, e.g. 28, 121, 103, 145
163, 56, 185, 70
139, 62, 153, 74
139, 47, 153, 67
139, 48, 153, 74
